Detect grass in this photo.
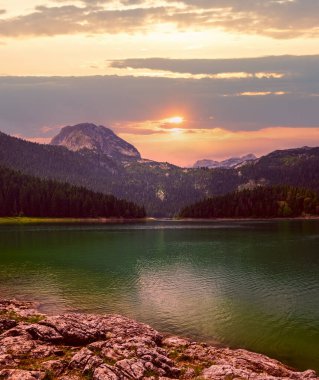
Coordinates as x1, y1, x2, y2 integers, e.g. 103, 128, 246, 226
144, 368, 159, 377
43, 371, 55, 380
0, 217, 130, 225
166, 345, 216, 379
0, 216, 151, 225
0, 309, 44, 324
167, 346, 189, 361
83, 369, 94, 380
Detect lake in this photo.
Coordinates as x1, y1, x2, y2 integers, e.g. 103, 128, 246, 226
0, 220, 318, 371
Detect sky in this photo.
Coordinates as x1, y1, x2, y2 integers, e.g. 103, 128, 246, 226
1, 0, 319, 166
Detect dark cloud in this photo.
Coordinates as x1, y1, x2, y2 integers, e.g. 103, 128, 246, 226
110, 55, 319, 77
1, 55, 319, 137
1, 0, 319, 38
165, 0, 319, 38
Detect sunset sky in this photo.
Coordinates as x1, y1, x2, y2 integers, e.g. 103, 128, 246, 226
1, 0, 319, 166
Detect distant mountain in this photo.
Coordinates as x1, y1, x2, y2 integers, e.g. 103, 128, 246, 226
1, 125, 319, 217
51, 123, 141, 161
193, 154, 257, 169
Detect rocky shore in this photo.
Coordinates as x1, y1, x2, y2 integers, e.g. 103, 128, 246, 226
0, 299, 318, 380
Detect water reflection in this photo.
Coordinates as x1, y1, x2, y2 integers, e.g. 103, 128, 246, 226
0, 220, 319, 371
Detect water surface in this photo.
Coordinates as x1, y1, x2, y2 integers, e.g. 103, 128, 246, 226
0, 220, 318, 371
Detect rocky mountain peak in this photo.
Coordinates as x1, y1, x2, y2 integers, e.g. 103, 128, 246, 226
51, 123, 141, 161
193, 154, 257, 169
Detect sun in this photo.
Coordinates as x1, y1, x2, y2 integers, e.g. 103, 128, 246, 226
166, 116, 184, 124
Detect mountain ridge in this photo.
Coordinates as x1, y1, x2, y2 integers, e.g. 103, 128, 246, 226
193, 154, 257, 169
1, 125, 319, 216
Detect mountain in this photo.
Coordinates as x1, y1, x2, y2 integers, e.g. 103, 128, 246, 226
193, 154, 257, 169
0, 129, 241, 215
1, 125, 319, 217
0, 165, 145, 218
0, 130, 120, 189
238, 147, 319, 191
51, 123, 141, 161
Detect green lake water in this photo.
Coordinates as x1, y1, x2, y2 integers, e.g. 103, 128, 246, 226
0, 220, 318, 371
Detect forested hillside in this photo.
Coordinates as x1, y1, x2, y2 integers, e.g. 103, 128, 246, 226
179, 186, 319, 218
2, 127, 319, 217
0, 131, 121, 190
0, 165, 145, 218
239, 147, 319, 191
0, 131, 238, 216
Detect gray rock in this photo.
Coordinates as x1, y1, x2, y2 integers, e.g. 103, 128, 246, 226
0, 354, 16, 367
70, 347, 104, 373
93, 364, 122, 380
51, 123, 141, 161
0, 369, 46, 380
162, 336, 190, 348
41, 359, 67, 376
0, 299, 318, 380
26, 323, 64, 343
116, 358, 146, 379
0, 319, 17, 333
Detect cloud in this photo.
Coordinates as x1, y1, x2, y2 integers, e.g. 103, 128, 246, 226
26, 137, 52, 144
1, 0, 319, 38
165, 0, 319, 38
1, 52, 319, 166
0, 4, 170, 37
40, 125, 62, 133
110, 55, 319, 76
1, 55, 319, 140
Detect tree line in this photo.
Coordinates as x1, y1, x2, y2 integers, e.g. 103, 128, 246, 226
179, 186, 319, 218
0, 165, 145, 218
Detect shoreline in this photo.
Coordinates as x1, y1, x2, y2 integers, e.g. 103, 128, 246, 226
0, 299, 318, 380
0, 216, 319, 225
175, 216, 319, 221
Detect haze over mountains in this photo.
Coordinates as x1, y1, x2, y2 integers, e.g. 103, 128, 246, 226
193, 154, 257, 169
1, 123, 319, 216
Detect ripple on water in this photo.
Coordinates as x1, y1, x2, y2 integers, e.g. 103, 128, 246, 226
0, 220, 319, 371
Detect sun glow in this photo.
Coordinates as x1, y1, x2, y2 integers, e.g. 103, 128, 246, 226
170, 127, 184, 135
166, 116, 184, 124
